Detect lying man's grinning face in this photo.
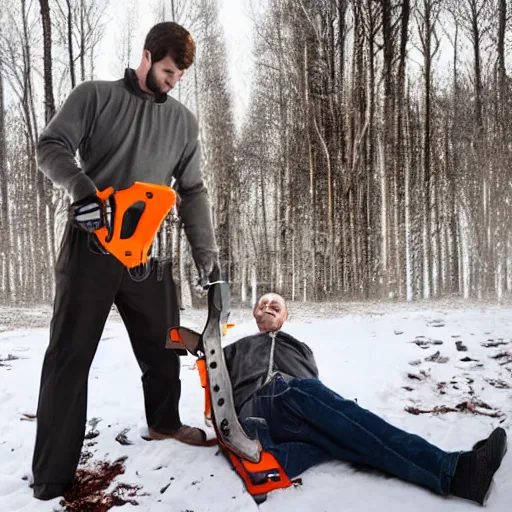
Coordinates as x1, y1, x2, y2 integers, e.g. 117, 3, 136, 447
253, 293, 288, 333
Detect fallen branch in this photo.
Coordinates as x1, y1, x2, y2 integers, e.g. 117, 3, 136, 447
405, 400, 504, 418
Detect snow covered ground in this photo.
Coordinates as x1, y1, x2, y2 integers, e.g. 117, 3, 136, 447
0, 301, 511, 511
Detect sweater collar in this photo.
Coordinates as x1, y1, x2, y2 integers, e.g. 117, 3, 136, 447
123, 68, 168, 104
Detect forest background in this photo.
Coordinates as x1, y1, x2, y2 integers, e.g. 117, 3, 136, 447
0, 0, 510, 306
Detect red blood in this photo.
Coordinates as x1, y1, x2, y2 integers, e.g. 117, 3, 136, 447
60, 457, 143, 512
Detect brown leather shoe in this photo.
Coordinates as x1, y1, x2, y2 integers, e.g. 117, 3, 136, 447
146, 425, 208, 446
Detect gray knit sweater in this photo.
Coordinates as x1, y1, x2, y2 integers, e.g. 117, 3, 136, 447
37, 68, 217, 260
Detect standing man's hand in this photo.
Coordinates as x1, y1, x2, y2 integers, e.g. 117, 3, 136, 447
70, 194, 111, 232
195, 251, 221, 290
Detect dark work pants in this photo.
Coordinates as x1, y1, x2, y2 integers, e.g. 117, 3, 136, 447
32, 223, 182, 485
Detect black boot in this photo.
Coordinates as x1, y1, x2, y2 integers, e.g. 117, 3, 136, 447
33, 482, 72, 501
451, 427, 507, 505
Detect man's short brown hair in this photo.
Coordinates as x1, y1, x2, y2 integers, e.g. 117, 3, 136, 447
144, 22, 195, 70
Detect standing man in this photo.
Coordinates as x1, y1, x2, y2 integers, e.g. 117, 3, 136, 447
32, 22, 219, 501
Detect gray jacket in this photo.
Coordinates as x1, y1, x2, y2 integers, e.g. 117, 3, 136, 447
223, 331, 319, 413
37, 68, 217, 260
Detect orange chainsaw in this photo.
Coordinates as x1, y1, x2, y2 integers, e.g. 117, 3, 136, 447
92, 181, 176, 269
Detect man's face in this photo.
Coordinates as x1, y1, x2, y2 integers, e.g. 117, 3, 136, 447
145, 53, 184, 97
253, 293, 288, 333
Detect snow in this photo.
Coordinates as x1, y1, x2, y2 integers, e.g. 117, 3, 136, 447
0, 302, 511, 511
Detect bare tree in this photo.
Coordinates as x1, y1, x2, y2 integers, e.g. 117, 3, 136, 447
39, 0, 56, 123
415, 0, 442, 297
114, 0, 137, 73
54, 0, 109, 85
195, 0, 238, 284
0, 56, 9, 300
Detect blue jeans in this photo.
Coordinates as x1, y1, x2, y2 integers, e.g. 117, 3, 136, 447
239, 374, 460, 495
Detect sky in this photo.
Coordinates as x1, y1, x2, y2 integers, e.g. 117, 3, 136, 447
0, 300, 511, 510
217, 0, 257, 126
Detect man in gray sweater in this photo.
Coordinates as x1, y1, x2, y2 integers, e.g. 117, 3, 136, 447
32, 22, 218, 501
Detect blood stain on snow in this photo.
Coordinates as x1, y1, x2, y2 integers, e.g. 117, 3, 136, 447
59, 456, 143, 512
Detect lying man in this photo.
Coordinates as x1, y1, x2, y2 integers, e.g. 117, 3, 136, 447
222, 293, 507, 506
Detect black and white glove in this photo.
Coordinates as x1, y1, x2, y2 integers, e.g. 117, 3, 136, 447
71, 194, 111, 233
